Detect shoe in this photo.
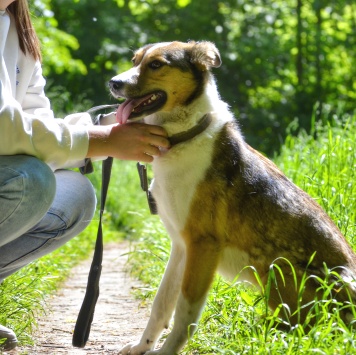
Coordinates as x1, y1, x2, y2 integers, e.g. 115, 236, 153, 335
0, 324, 18, 351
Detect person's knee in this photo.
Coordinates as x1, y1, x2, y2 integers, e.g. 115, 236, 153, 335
0, 156, 56, 223
73, 173, 97, 223
0, 156, 56, 245
22, 171, 96, 242
54, 170, 96, 227
21, 157, 56, 209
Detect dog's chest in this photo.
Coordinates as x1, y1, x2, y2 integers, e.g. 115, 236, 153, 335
151, 141, 215, 237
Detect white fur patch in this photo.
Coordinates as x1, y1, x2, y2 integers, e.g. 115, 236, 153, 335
111, 66, 140, 85
218, 247, 255, 284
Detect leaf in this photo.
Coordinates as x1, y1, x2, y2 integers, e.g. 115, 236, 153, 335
177, 0, 191, 7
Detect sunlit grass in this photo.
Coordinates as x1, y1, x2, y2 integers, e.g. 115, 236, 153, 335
276, 112, 356, 242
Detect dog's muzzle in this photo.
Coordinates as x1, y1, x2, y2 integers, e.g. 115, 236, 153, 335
109, 79, 124, 94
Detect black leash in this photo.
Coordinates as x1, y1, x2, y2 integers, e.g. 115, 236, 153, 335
72, 104, 118, 348
72, 156, 113, 348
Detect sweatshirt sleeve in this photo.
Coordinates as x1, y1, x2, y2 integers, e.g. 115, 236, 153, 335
0, 79, 91, 171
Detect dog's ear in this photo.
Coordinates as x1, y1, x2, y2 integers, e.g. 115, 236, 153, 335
189, 41, 222, 71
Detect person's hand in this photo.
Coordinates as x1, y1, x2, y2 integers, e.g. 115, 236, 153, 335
86, 122, 170, 163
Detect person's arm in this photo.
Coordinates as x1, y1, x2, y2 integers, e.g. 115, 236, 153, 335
0, 13, 169, 168
0, 80, 90, 169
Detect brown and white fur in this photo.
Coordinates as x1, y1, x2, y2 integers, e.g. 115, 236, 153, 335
109, 41, 356, 355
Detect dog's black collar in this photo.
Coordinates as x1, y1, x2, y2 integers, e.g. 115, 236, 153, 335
137, 113, 213, 216
168, 113, 212, 146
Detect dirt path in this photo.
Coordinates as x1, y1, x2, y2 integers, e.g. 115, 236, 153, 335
11, 242, 150, 355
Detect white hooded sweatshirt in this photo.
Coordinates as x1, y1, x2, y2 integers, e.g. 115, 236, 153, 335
0, 9, 92, 170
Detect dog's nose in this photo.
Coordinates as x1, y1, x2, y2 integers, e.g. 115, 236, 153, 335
109, 79, 124, 92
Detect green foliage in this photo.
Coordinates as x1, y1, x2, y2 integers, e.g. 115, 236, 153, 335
31, 0, 86, 76
31, 0, 355, 154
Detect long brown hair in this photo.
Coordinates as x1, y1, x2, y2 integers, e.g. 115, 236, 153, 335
7, 0, 41, 61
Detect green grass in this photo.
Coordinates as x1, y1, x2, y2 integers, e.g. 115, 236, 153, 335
1, 111, 355, 354
276, 113, 356, 242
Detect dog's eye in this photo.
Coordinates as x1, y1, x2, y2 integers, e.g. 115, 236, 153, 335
149, 60, 164, 70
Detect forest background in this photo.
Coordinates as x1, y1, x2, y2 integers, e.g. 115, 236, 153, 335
31, 0, 355, 155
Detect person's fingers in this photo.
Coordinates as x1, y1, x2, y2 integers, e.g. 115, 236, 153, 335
144, 144, 162, 157
149, 134, 171, 149
128, 123, 170, 148
146, 124, 168, 137
128, 122, 167, 136
138, 153, 154, 163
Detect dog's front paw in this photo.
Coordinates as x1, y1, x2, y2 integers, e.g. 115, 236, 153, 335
119, 341, 152, 355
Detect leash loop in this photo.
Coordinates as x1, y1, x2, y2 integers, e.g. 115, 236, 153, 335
72, 103, 118, 348
72, 157, 113, 348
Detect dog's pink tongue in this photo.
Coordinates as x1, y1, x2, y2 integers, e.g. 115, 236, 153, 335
116, 99, 135, 124
116, 94, 153, 124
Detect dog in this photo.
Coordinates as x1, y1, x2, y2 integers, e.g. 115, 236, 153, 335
109, 41, 356, 355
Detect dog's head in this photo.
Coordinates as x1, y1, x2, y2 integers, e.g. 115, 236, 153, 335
109, 41, 221, 124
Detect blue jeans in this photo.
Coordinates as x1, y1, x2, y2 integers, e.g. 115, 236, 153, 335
0, 155, 96, 280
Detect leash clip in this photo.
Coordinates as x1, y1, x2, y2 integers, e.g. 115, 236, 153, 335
137, 162, 158, 215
